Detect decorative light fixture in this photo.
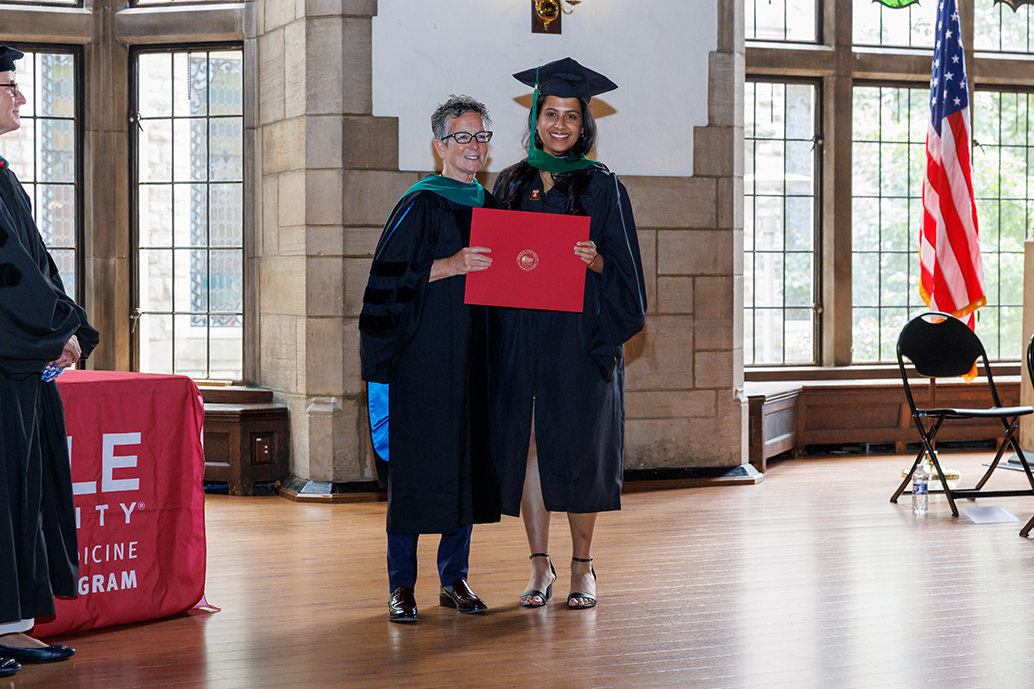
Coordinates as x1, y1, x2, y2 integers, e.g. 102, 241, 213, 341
532, 0, 583, 34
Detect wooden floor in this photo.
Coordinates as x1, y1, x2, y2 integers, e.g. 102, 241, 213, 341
13, 451, 1034, 689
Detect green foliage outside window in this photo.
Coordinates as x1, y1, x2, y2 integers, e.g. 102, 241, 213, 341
970, 91, 1034, 358
851, 86, 927, 362
974, 2, 1034, 52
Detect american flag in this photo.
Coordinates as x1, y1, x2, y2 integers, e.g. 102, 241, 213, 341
919, 0, 985, 326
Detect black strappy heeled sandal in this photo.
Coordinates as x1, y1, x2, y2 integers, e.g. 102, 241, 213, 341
519, 552, 556, 608
567, 556, 597, 609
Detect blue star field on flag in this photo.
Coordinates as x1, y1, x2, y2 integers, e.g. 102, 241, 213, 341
930, 0, 968, 124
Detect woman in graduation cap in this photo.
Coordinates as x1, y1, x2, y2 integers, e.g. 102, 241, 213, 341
489, 58, 646, 610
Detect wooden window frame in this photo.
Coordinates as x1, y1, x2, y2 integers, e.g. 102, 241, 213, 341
746, 0, 1034, 381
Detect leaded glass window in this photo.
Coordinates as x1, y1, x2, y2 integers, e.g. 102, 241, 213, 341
748, 0, 1034, 369
745, 81, 820, 365
746, 0, 818, 42
853, 0, 934, 48
851, 85, 928, 362
1, 49, 79, 297
848, 86, 1034, 363
135, 48, 244, 381
970, 90, 1034, 359
133, 0, 239, 5
2, 0, 77, 6
974, 2, 1034, 53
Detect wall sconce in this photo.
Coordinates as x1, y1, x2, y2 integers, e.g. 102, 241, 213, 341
532, 0, 583, 35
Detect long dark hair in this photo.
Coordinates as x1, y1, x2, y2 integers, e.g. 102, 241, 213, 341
495, 96, 599, 215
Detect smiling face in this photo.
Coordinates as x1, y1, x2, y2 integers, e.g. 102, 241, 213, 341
432, 111, 489, 184
0, 70, 25, 136
535, 95, 583, 157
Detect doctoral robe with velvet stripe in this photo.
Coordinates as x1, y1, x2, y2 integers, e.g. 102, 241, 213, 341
489, 164, 646, 516
359, 189, 500, 535
0, 161, 99, 626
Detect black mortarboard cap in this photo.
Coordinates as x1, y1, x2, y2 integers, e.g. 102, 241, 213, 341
0, 46, 23, 73
512, 57, 617, 101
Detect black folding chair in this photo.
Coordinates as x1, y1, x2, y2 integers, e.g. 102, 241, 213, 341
890, 312, 1034, 518
1021, 333, 1034, 537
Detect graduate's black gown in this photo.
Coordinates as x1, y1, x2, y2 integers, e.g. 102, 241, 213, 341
359, 189, 500, 535
489, 165, 646, 515
0, 161, 99, 626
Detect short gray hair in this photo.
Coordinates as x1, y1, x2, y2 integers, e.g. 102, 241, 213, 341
431, 95, 491, 141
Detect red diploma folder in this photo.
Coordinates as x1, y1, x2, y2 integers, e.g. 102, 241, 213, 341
464, 207, 591, 312
467, 204, 591, 310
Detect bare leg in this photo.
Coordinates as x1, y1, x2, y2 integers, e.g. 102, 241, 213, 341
568, 512, 598, 608
520, 415, 555, 606
0, 633, 49, 649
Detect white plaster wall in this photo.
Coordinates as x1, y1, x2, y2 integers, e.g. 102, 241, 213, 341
372, 0, 716, 177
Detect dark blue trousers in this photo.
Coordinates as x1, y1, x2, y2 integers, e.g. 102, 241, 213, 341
387, 524, 472, 592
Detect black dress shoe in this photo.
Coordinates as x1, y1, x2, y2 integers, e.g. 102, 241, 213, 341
0, 643, 75, 663
0, 658, 20, 677
439, 579, 488, 614
388, 585, 418, 623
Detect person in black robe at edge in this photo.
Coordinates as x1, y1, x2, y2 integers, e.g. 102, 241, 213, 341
359, 95, 501, 623
490, 58, 646, 610
0, 45, 100, 677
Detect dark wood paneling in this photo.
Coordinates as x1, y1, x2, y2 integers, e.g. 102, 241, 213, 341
197, 386, 274, 404
749, 386, 801, 472
203, 403, 289, 495
749, 378, 1023, 462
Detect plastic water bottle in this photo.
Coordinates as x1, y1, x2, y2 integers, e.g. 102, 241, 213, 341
912, 463, 929, 515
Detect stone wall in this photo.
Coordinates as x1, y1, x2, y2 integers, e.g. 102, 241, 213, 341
256, 0, 384, 483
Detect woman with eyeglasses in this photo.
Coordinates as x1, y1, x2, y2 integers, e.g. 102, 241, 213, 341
489, 58, 646, 610
360, 95, 501, 623
0, 46, 99, 675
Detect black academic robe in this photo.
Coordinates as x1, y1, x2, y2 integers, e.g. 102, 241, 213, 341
0, 162, 99, 626
489, 165, 646, 516
359, 189, 500, 535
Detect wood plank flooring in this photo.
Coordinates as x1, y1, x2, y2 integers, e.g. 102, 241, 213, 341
13, 451, 1034, 689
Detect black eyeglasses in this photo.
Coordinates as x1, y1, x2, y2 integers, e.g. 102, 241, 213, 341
441, 131, 492, 144
0, 83, 18, 97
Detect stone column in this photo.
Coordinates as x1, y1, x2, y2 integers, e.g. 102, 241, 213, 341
257, 0, 396, 487
690, 0, 748, 468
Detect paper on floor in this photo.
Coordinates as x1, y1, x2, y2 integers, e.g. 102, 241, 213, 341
958, 505, 1020, 524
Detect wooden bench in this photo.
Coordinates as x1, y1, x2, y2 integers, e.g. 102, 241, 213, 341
746, 377, 1022, 472
198, 387, 290, 496
747, 382, 802, 473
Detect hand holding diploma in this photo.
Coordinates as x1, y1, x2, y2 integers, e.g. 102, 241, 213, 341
430, 246, 492, 282
464, 207, 590, 312
574, 240, 603, 274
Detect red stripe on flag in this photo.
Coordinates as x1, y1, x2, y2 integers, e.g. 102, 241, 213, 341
919, 0, 985, 329
940, 114, 983, 306
921, 123, 984, 322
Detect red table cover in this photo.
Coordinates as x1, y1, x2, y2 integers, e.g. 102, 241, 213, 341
33, 370, 207, 637
464, 207, 591, 312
